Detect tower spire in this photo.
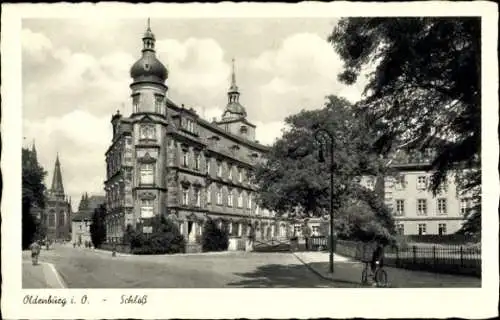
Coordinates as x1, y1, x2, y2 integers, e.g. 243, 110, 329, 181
231, 58, 236, 88
50, 153, 65, 198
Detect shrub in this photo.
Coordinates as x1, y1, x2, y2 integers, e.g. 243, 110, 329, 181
201, 219, 229, 252
128, 215, 186, 255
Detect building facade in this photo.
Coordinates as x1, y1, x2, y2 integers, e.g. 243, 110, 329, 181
104, 23, 288, 248
71, 194, 106, 245
44, 154, 72, 241
362, 147, 472, 236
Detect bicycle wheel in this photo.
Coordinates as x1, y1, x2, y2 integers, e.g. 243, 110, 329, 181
361, 267, 368, 284
375, 269, 388, 287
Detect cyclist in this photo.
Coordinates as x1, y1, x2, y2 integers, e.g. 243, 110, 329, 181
29, 240, 41, 265
370, 239, 385, 281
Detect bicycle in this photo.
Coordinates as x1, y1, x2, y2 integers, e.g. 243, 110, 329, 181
361, 261, 388, 287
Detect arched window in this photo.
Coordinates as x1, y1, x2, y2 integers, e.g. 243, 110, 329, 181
48, 210, 56, 227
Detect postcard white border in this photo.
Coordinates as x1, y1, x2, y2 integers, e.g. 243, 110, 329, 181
2, 1, 499, 319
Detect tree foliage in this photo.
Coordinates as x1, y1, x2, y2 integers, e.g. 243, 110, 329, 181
201, 219, 229, 252
22, 147, 47, 249
329, 17, 481, 233
127, 215, 186, 255
90, 204, 107, 248
253, 96, 394, 240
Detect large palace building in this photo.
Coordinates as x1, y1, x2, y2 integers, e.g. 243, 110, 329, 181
104, 22, 289, 249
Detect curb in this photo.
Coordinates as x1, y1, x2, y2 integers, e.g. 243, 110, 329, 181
292, 252, 336, 282
41, 262, 67, 288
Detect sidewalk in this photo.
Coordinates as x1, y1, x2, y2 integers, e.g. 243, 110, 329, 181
293, 251, 481, 288
22, 261, 66, 288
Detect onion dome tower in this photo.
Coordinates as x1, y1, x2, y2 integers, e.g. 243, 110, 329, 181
129, 19, 168, 115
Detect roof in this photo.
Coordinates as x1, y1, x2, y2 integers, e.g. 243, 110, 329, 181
72, 195, 105, 222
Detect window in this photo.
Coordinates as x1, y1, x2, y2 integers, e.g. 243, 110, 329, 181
194, 153, 200, 171
247, 194, 252, 209
194, 188, 201, 207
155, 95, 163, 113
228, 165, 233, 180
417, 176, 427, 190
238, 168, 243, 183
228, 223, 233, 235
182, 188, 189, 206
395, 200, 405, 216
206, 158, 211, 174
216, 188, 222, 205
396, 223, 404, 235
182, 150, 189, 167
395, 174, 406, 189
217, 161, 222, 177
206, 186, 211, 204
140, 199, 154, 218
438, 223, 447, 235
133, 94, 140, 113
460, 198, 469, 216
255, 205, 260, 216
140, 125, 156, 140
418, 223, 427, 235
228, 190, 233, 207
437, 198, 447, 215
417, 199, 427, 216
140, 163, 154, 185
58, 211, 65, 226
237, 191, 243, 208
238, 223, 242, 237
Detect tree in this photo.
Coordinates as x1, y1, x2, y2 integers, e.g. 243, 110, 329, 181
90, 204, 107, 248
128, 215, 185, 254
253, 96, 394, 240
201, 219, 229, 252
329, 17, 481, 232
22, 147, 47, 249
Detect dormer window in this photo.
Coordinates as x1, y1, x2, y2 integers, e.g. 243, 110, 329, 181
183, 118, 197, 135
240, 125, 248, 134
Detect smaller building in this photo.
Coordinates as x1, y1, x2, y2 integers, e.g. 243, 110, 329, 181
71, 194, 106, 246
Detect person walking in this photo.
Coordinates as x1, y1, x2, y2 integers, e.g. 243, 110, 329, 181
29, 240, 41, 265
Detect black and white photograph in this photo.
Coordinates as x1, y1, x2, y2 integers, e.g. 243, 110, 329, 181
2, 2, 498, 319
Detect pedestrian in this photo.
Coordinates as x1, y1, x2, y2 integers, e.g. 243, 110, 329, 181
29, 240, 41, 265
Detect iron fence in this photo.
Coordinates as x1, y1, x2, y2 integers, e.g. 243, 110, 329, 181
335, 239, 481, 277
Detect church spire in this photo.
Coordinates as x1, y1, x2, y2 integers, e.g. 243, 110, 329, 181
50, 153, 65, 198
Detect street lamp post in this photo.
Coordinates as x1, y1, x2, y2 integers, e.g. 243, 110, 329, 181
314, 129, 335, 274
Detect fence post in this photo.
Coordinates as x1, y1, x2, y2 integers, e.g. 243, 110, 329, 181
460, 246, 464, 268
396, 246, 400, 267
432, 245, 436, 270
412, 245, 417, 265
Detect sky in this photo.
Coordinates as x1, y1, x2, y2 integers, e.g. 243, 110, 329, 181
22, 18, 367, 212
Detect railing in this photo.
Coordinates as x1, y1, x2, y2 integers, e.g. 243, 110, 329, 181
335, 239, 481, 277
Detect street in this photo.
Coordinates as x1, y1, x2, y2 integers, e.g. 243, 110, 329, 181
22, 245, 481, 289
22, 245, 337, 288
